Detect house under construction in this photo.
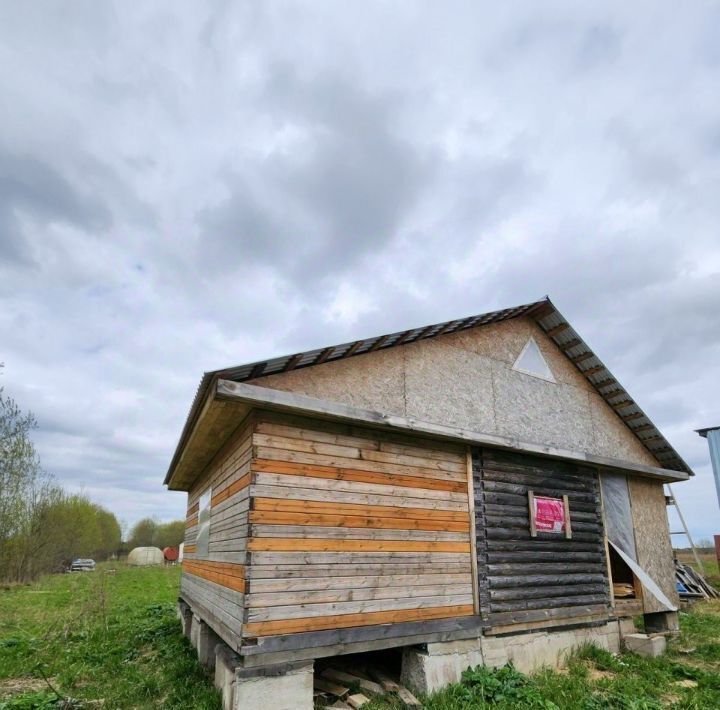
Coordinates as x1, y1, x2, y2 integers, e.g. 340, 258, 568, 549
165, 297, 689, 708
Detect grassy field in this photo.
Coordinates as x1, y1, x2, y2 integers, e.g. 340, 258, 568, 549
0, 564, 220, 709
2, 564, 720, 708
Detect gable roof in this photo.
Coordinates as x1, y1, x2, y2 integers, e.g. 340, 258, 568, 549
164, 297, 692, 485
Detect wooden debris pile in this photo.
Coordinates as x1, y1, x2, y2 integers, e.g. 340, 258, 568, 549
675, 559, 719, 601
313, 662, 421, 708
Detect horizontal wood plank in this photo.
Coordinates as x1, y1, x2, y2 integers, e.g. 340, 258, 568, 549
243, 604, 475, 637
247, 538, 470, 553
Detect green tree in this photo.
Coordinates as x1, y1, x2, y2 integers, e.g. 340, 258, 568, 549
155, 520, 185, 549
129, 518, 158, 548
0, 370, 124, 581
0, 379, 61, 581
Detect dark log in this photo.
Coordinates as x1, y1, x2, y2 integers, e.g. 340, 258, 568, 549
486, 551, 605, 564
490, 594, 609, 614
487, 562, 601, 576
489, 573, 606, 589
490, 583, 607, 601
487, 603, 609, 627
486, 539, 603, 553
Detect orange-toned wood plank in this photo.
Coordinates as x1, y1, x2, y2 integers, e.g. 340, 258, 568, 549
183, 569, 245, 593
182, 560, 245, 577
252, 459, 465, 492
187, 502, 199, 515
244, 604, 474, 636
182, 560, 246, 593
185, 515, 198, 528
247, 538, 470, 553
184, 545, 197, 554
249, 510, 470, 533
252, 498, 469, 522
211, 472, 252, 507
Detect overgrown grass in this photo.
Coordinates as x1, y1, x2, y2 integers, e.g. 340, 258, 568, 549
0, 563, 220, 709
3, 565, 720, 708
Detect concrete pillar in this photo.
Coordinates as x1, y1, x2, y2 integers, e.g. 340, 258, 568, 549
214, 645, 240, 710
190, 614, 202, 650
176, 601, 193, 640
195, 619, 222, 669
617, 616, 637, 638
233, 663, 314, 710
401, 639, 483, 695
214, 644, 314, 710
643, 611, 680, 635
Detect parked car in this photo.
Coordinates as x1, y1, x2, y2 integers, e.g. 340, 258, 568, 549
69, 558, 96, 572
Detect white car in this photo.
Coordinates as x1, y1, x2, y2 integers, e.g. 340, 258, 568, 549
69, 559, 96, 572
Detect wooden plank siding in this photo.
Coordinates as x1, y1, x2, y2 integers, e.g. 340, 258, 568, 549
242, 412, 476, 638
473, 448, 611, 631
180, 413, 255, 649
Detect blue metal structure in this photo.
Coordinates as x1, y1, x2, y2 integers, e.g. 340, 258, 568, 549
697, 426, 720, 511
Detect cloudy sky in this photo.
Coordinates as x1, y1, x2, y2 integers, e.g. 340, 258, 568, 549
0, 2, 718, 540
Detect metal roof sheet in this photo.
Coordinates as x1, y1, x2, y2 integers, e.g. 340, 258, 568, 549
164, 297, 692, 485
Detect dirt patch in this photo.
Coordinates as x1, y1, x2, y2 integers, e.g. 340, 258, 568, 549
588, 668, 615, 681
0, 677, 51, 699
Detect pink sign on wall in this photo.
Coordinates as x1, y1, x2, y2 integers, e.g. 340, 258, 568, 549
533, 495, 566, 533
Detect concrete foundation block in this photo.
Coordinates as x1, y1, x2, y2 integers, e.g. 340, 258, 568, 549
401, 640, 483, 694
644, 611, 680, 635
215, 645, 240, 710
480, 622, 621, 675
190, 614, 202, 650
233, 662, 314, 710
177, 602, 193, 640
213, 647, 313, 710
196, 619, 222, 670
624, 633, 666, 658
617, 616, 637, 638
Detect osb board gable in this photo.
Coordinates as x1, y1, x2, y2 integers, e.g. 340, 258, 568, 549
439, 316, 596, 392
628, 476, 679, 613
248, 316, 662, 470
248, 345, 407, 418
588, 392, 659, 468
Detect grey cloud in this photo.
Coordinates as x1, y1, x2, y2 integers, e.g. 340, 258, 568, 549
198, 67, 436, 286
0, 150, 112, 263
1, 2, 719, 538
576, 25, 623, 70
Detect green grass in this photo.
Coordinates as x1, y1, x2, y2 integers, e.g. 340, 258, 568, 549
354, 603, 720, 710
3, 565, 720, 709
0, 563, 220, 709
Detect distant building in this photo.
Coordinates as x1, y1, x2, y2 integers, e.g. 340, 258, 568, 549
165, 297, 690, 705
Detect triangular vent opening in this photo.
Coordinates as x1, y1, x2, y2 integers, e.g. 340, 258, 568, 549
512, 337, 556, 383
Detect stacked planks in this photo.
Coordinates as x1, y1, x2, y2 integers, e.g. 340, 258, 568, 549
243, 412, 475, 638
473, 448, 611, 632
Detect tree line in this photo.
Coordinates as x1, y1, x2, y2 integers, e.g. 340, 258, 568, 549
0, 372, 184, 583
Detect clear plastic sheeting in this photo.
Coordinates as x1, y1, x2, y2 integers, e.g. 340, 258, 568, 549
600, 472, 637, 562
609, 540, 677, 612
196, 487, 212, 557
512, 336, 556, 382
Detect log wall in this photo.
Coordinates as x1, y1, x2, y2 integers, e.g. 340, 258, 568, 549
243, 412, 476, 638
473, 448, 611, 631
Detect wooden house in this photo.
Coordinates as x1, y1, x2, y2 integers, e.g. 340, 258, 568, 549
166, 298, 690, 708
